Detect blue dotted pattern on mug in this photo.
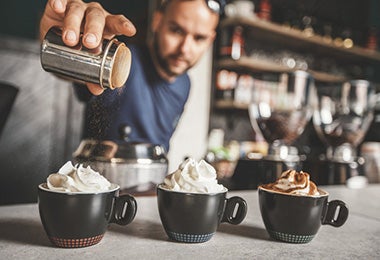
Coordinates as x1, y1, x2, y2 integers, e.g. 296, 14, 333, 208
268, 230, 315, 244
167, 231, 215, 243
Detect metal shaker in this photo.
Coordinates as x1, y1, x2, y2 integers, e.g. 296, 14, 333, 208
40, 27, 131, 90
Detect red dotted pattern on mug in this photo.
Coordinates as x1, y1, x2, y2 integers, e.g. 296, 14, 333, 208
49, 234, 104, 248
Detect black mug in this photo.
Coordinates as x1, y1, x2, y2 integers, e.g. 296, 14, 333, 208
38, 183, 137, 248
258, 186, 349, 243
157, 185, 247, 243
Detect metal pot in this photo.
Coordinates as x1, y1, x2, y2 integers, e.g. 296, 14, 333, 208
73, 138, 168, 196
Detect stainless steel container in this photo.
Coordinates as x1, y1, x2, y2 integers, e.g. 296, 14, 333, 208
73, 139, 168, 196
41, 27, 131, 89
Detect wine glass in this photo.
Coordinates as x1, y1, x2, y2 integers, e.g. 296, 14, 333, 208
313, 80, 377, 163
248, 70, 315, 166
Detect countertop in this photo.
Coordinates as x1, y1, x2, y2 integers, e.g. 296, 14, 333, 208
1, 185, 379, 259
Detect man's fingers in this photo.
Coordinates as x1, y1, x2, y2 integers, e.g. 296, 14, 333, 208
40, 0, 68, 40
42, 0, 137, 47
62, 0, 86, 46
49, 0, 67, 14
82, 2, 107, 48
86, 83, 105, 95
105, 15, 137, 38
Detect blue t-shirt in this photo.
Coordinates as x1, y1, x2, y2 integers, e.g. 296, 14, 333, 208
74, 44, 191, 151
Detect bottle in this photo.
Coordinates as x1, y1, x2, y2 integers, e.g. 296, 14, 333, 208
258, 0, 272, 21
322, 24, 333, 43
40, 27, 131, 90
366, 27, 378, 51
302, 16, 314, 37
341, 28, 354, 49
234, 74, 253, 105
215, 70, 237, 101
231, 26, 245, 60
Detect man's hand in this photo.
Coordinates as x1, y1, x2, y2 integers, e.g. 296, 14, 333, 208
40, 0, 136, 95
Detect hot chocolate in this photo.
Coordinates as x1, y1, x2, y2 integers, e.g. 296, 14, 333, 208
157, 158, 247, 243
258, 169, 348, 243
38, 161, 137, 248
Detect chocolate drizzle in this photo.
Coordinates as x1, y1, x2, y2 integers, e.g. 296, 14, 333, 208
261, 170, 319, 196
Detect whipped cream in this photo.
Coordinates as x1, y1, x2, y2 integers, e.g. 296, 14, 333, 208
162, 158, 226, 193
47, 161, 111, 192
261, 170, 320, 196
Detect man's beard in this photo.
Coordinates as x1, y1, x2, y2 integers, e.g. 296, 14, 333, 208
152, 34, 191, 78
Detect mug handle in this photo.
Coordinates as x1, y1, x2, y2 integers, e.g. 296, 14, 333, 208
111, 194, 137, 226
222, 196, 247, 225
322, 200, 349, 227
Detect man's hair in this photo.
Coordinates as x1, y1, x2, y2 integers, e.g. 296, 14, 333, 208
158, 0, 191, 12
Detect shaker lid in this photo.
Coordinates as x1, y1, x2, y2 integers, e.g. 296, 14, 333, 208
102, 39, 132, 89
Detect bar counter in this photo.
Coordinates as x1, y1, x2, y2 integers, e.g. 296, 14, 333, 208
1, 184, 379, 259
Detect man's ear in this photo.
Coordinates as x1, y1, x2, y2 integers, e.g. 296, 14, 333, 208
151, 11, 163, 33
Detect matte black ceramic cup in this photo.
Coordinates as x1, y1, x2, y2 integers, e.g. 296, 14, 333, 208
258, 186, 348, 243
157, 185, 247, 243
38, 183, 137, 248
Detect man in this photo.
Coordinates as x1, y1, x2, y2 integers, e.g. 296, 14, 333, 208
40, 0, 223, 151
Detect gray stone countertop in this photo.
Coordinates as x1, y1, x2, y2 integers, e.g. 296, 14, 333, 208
0, 185, 379, 260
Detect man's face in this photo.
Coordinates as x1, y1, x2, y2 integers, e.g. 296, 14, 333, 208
151, 0, 219, 79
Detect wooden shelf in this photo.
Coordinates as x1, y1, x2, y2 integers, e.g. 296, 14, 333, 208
214, 100, 248, 110
220, 17, 380, 65
216, 57, 347, 83
217, 56, 291, 73
213, 16, 379, 111
307, 70, 347, 83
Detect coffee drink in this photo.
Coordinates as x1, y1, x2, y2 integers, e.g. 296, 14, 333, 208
258, 170, 348, 243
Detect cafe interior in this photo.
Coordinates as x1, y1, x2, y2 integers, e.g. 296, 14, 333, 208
0, 0, 379, 204
0, 0, 379, 258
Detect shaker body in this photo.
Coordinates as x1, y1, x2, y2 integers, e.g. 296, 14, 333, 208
41, 27, 131, 89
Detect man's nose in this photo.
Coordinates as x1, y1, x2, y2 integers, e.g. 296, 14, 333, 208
179, 35, 193, 54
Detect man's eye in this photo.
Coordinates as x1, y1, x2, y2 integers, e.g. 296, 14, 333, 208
194, 36, 207, 42
170, 27, 184, 35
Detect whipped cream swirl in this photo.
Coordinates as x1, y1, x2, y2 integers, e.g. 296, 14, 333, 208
262, 170, 320, 196
47, 161, 111, 192
162, 158, 226, 193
